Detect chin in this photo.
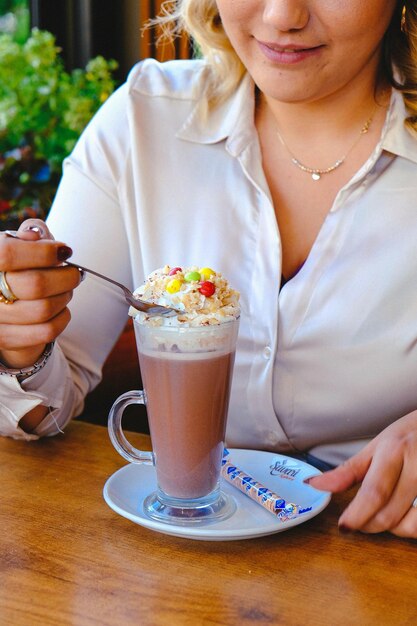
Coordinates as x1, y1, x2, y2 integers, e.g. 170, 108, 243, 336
257, 84, 318, 105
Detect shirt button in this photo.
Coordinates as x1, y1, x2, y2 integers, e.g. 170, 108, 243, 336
262, 346, 272, 359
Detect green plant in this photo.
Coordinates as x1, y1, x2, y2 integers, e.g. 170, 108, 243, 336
0, 28, 118, 225
0, 0, 30, 43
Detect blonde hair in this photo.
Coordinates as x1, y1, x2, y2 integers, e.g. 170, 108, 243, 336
152, 0, 244, 104
385, 2, 417, 132
155, 1, 417, 130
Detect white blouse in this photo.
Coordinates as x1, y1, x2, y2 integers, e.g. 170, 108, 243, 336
1, 59, 417, 466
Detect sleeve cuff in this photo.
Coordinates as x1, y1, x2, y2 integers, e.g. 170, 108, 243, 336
0, 375, 44, 440
0, 343, 73, 440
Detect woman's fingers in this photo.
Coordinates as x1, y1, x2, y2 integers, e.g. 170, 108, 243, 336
2, 266, 81, 301
0, 221, 79, 367
347, 433, 417, 534
0, 292, 73, 325
309, 414, 417, 537
0, 261, 81, 358
0, 307, 72, 351
0, 233, 72, 271
389, 505, 417, 538
337, 441, 404, 531
16, 218, 55, 241
306, 450, 371, 493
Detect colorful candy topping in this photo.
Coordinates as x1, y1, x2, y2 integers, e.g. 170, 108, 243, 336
169, 268, 216, 297
184, 271, 201, 283
199, 281, 215, 297
166, 278, 182, 294
131, 264, 240, 326
155, 267, 221, 299
199, 267, 215, 281
168, 267, 182, 276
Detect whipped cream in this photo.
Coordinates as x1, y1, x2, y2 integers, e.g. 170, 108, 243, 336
129, 265, 240, 327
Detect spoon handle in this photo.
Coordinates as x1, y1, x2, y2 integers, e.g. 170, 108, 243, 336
66, 262, 177, 316
66, 262, 132, 297
2, 231, 177, 316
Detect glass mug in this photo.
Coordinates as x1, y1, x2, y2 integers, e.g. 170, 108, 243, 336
108, 316, 240, 525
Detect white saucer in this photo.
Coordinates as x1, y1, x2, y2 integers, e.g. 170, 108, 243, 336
103, 449, 331, 541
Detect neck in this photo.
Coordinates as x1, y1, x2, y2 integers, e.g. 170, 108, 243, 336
257, 76, 390, 140
255, 70, 392, 185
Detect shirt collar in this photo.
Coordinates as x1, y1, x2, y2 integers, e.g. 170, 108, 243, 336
176, 72, 257, 156
177, 69, 417, 164
380, 88, 417, 164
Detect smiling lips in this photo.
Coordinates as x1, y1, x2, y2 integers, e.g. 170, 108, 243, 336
257, 40, 324, 64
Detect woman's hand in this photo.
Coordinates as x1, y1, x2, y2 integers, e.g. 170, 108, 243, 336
306, 411, 417, 538
0, 218, 82, 369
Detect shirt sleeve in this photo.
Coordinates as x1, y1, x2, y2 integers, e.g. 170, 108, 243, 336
0, 83, 133, 440
0, 343, 75, 440
0, 375, 43, 441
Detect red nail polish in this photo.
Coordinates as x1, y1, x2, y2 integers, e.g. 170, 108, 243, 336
339, 524, 353, 534
57, 246, 73, 261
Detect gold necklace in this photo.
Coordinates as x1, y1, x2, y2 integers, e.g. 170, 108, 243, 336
275, 108, 376, 181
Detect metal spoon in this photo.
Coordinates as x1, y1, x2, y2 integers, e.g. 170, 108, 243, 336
66, 262, 180, 317
3, 230, 179, 317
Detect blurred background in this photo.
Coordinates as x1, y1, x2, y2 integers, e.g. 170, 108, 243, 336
1, 0, 191, 78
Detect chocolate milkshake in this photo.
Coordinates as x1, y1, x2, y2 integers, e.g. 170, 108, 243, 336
139, 347, 235, 499
109, 264, 240, 524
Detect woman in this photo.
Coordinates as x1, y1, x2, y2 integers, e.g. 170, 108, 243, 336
1, 0, 417, 538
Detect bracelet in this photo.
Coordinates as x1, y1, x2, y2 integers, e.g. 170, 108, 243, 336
0, 342, 55, 382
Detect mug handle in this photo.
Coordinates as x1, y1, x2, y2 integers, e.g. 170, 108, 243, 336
108, 390, 154, 465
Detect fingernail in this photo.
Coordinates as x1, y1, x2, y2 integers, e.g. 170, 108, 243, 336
79, 269, 86, 282
22, 224, 45, 237
23, 225, 41, 233
339, 524, 353, 534
303, 476, 315, 485
57, 246, 73, 262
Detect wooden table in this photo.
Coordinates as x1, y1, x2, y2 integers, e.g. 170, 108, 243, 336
1, 421, 416, 626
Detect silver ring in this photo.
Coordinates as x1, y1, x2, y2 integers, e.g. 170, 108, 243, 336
412, 497, 417, 509
0, 271, 17, 304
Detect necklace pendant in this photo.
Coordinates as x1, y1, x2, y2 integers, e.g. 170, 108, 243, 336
277, 106, 376, 183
